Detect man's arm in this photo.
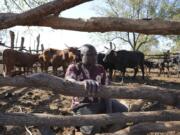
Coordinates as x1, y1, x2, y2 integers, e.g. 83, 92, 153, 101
65, 64, 100, 96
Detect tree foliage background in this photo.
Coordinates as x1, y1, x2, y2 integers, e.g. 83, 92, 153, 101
0, 0, 179, 53
93, 0, 179, 53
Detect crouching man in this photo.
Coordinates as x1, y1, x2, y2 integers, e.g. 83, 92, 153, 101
65, 44, 127, 135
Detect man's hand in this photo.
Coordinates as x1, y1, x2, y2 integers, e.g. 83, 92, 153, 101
82, 79, 100, 96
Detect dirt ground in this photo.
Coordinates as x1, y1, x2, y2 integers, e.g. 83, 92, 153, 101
0, 65, 180, 135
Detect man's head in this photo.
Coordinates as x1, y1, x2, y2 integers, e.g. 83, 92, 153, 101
80, 44, 97, 66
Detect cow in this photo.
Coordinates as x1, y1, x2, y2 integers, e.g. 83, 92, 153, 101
3, 49, 39, 77
103, 50, 145, 81
173, 54, 180, 77
39, 47, 81, 75
144, 60, 160, 75
97, 52, 115, 80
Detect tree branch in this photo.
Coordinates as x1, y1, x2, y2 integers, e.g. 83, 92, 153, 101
136, 35, 149, 50
0, 110, 179, 127
132, 32, 136, 50
127, 32, 134, 49
110, 35, 129, 43
135, 33, 141, 43
100, 121, 180, 135
0, 11, 179, 34
10, 0, 23, 11
0, 0, 92, 29
23, 0, 32, 9
0, 73, 179, 105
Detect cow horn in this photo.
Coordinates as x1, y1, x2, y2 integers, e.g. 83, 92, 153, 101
64, 43, 69, 48
110, 42, 113, 50
104, 46, 109, 50
113, 43, 116, 50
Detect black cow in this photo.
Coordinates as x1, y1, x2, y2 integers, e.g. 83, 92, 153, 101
103, 50, 145, 80
97, 53, 115, 80
144, 60, 159, 74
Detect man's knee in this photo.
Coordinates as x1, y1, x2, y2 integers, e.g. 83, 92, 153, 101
80, 125, 101, 135
112, 99, 128, 113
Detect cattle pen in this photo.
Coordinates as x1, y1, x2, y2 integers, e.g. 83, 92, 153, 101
0, 0, 179, 134
0, 73, 180, 135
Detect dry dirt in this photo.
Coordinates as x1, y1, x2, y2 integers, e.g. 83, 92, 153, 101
0, 66, 180, 135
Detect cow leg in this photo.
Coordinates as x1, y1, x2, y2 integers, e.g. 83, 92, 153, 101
63, 65, 68, 76
40, 63, 44, 72
159, 67, 163, 77
6, 64, 14, 77
149, 68, 151, 74
27, 67, 30, 75
133, 67, 138, 79
52, 66, 58, 76
112, 70, 116, 81
23, 67, 26, 75
109, 69, 113, 81
167, 66, 170, 77
140, 64, 144, 79
3, 64, 10, 77
121, 68, 126, 83
44, 62, 49, 73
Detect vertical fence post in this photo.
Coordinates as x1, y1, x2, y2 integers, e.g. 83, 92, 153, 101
36, 34, 40, 54
41, 44, 44, 52
29, 47, 32, 54
9, 31, 15, 49
19, 37, 25, 51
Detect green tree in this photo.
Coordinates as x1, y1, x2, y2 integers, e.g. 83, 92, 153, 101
0, 0, 49, 49
94, 0, 179, 52
2, 0, 50, 12
170, 36, 180, 52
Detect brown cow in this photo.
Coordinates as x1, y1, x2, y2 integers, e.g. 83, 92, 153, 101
40, 47, 80, 75
3, 49, 39, 77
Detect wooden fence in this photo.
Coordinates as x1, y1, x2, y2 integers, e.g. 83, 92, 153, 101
0, 73, 179, 134
0, 31, 44, 54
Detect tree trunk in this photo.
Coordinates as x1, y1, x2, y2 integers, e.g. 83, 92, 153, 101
0, 73, 179, 106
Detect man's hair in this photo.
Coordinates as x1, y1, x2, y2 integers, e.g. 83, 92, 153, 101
80, 44, 97, 54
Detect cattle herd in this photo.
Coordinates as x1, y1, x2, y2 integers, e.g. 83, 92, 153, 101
1, 46, 180, 80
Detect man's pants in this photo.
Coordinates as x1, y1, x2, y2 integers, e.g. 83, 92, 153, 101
74, 100, 128, 135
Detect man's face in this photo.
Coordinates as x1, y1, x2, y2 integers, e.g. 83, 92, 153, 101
81, 47, 97, 66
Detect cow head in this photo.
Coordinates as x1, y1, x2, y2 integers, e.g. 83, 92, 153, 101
103, 50, 117, 64
67, 47, 81, 62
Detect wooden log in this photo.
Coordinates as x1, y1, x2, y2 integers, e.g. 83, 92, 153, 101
35, 16, 180, 35
0, 110, 179, 127
19, 37, 25, 51
0, 73, 179, 105
41, 44, 44, 52
29, 47, 32, 54
9, 31, 15, 49
99, 121, 180, 135
0, 0, 92, 30
0, 14, 179, 35
36, 34, 40, 54
15, 32, 19, 48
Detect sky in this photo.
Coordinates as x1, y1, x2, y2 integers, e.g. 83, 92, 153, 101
0, 0, 108, 52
